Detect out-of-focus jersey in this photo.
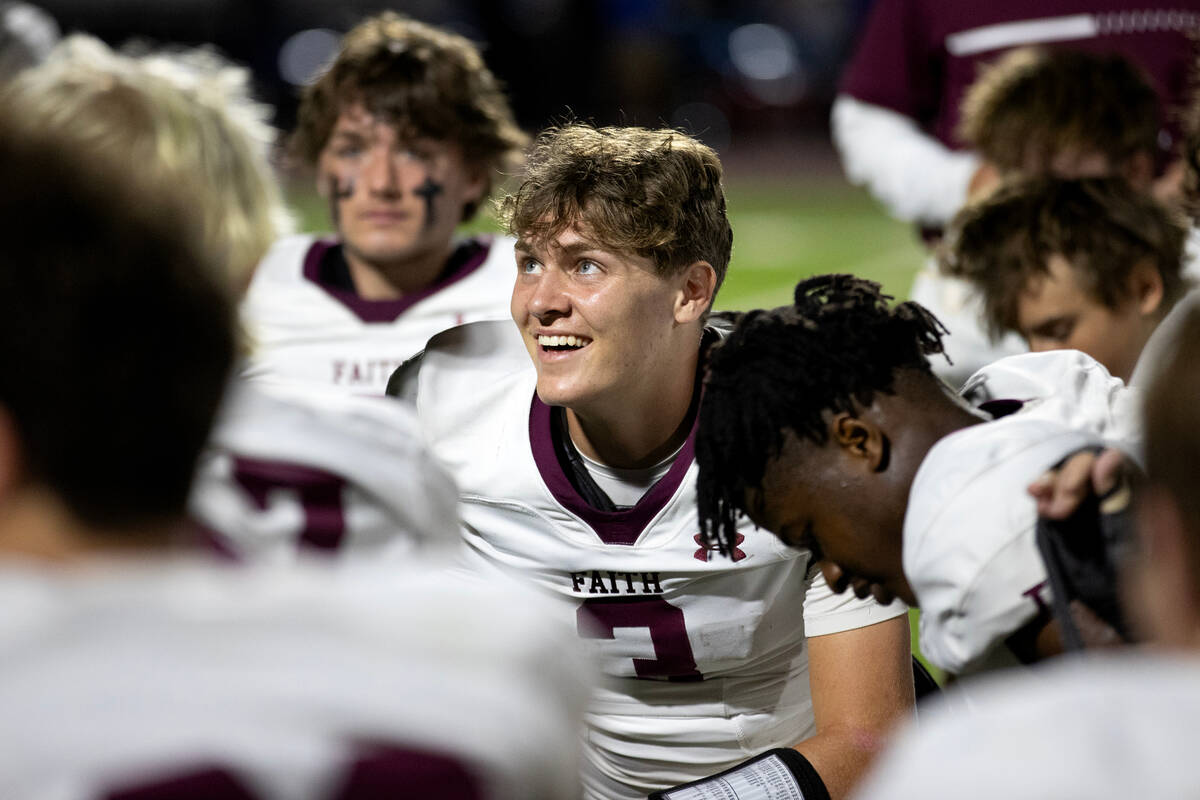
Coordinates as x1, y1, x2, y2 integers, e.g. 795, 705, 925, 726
189, 379, 460, 561
406, 320, 906, 800
841, 0, 1200, 151
0, 556, 589, 800
240, 234, 515, 395
905, 350, 1140, 678
853, 651, 1200, 800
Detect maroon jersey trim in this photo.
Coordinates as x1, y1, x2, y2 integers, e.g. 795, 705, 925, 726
528, 393, 697, 546
302, 236, 493, 324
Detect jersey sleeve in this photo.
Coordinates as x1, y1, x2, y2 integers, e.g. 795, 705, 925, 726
831, 95, 979, 225
801, 562, 908, 638
906, 422, 1099, 675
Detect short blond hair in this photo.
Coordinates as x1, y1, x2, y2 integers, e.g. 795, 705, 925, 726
500, 124, 732, 292
3, 34, 292, 284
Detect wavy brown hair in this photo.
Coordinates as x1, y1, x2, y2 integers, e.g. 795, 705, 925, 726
500, 124, 732, 292
959, 47, 1160, 175
941, 176, 1188, 339
290, 12, 527, 221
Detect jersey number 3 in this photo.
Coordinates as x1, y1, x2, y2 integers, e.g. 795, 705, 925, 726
578, 596, 702, 682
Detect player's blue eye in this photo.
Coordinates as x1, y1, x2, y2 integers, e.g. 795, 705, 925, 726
578, 260, 600, 275
521, 258, 543, 275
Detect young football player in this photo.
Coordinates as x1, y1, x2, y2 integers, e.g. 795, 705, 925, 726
834, 1, 1198, 229
7, 35, 463, 559
241, 12, 528, 395
860, 42, 1186, 384
397, 125, 914, 800
0, 54, 588, 800
695, 275, 1140, 684
942, 176, 1190, 383
850, 303, 1200, 800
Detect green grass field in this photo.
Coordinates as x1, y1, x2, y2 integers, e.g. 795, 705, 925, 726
285, 175, 929, 309
286, 174, 942, 681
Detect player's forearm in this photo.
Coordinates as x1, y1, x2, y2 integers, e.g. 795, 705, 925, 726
791, 725, 890, 800
831, 95, 979, 226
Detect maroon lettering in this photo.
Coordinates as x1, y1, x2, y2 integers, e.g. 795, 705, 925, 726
693, 532, 746, 562
578, 596, 702, 681
232, 457, 347, 551
330, 743, 483, 800
1023, 580, 1051, 615
103, 766, 257, 800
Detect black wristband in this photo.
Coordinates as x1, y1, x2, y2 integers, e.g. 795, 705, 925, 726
647, 748, 831, 800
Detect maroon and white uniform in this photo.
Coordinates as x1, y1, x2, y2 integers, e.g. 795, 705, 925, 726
0, 557, 589, 800
406, 321, 906, 800
834, 1, 1200, 383
835, 0, 1200, 226
240, 234, 515, 395
906, 351, 1140, 681
189, 380, 460, 561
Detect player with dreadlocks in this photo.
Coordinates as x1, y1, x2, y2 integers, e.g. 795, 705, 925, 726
697, 274, 1140, 685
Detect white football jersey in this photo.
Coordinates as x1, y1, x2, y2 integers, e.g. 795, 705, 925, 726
0, 556, 589, 800
960, 349, 1143, 462
906, 351, 1141, 678
408, 320, 907, 800
189, 379, 460, 561
240, 234, 516, 395
853, 652, 1200, 800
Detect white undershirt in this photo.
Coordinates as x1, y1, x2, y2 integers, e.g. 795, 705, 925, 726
577, 443, 684, 509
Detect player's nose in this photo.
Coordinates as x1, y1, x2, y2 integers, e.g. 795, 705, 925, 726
363, 147, 401, 196
526, 269, 570, 322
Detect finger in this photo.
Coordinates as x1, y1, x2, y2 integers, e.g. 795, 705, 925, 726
1044, 452, 1096, 519
1091, 448, 1124, 497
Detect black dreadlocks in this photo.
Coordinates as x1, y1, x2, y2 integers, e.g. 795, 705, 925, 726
695, 274, 948, 556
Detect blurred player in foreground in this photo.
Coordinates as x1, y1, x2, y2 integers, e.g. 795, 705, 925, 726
943, 176, 1190, 383
242, 12, 528, 394
397, 125, 914, 800
0, 43, 589, 798
696, 275, 1140, 685
851, 303, 1200, 800
9, 35, 462, 559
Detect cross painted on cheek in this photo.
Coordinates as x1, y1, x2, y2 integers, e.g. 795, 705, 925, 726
414, 176, 444, 231
324, 172, 356, 229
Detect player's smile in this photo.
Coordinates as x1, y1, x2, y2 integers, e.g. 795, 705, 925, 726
511, 223, 683, 414
535, 332, 593, 361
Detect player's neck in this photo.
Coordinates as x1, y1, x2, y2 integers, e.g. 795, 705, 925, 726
343, 241, 454, 300
0, 485, 174, 563
565, 351, 700, 470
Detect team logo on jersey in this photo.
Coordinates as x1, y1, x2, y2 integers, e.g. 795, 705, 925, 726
694, 533, 745, 563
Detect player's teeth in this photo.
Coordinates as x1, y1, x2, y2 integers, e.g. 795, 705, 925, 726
566, 335, 577, 346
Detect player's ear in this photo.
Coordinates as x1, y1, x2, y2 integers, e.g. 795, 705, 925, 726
674, 261, 717, 324
831, 413, 889, 472
1129, 257, 1164, 317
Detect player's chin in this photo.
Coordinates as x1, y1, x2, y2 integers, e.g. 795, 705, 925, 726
533, 377, 587, 409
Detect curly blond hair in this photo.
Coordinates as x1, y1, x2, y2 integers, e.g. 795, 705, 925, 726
4, 34, 292, 285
